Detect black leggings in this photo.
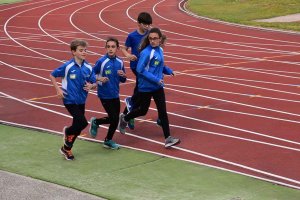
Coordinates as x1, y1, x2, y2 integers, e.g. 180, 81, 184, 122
63, 104, 88, 149
124, 88, 170, 139
64, 104, 88, 136
123, 69, 139, 114
95, 98, 120, 140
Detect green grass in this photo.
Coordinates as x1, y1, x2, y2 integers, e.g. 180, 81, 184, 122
1, 124, 300, 200
187, 0, 300, 32
0, 0, 24, 4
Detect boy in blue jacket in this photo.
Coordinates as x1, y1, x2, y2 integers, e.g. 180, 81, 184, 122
50, 39, 96, 160
118, 28, 180, 148
120, 12, 152, 130
89, 37, 127, 149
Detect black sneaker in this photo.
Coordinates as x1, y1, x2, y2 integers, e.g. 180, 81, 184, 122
59, 147, 74, 160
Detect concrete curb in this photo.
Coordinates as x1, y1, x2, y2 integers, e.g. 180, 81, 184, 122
0, 170, 106, 200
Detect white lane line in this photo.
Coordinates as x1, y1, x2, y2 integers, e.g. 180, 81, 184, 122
1, 119, 300, 190
168, 43, 300, 65
3, 0, 71, 63
179, 0, 300, 36
2, 0, 300, 149
25, 98, 300, 152
3, 1, 300, 188
168, 84, 300, 118
75, 0, 300, 83
0, 52, 55, 60
152, 2, 300, 53
172, 0, 300, 44
1, 90, 300, 153
2, 74, 300, 127
0, 60, 51, 81
37, 0, 91, 48
198, 74, 300, 84
184, 45, 299, 55
167, 83, 300, 103
2, 55, 300, 148
1, 25, 110, 35
0, 0, 53, 12
176, 71, 300, 97
1, 91, 300, 187
0, 77, 52, 86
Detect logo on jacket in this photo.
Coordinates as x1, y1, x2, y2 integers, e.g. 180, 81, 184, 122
105, 70, 112, 75
154, 60, 160, 66
70, 74, 76, 79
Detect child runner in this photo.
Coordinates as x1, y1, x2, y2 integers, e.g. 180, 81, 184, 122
120, 12, 152, 130
89, 37, 127, 149
156, 34, 169, 127
50, 39, 96, 160
118, 28, 180, 148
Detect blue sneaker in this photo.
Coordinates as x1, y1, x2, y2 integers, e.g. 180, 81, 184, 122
128, 119, 135, 130
89, 117, 98, 138
103, 140, 120, 150
156, 118, 162, 127
125, 97, 133, 112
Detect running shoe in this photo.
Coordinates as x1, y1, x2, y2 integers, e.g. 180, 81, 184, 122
165, 136, 180, 148
59, 146, 74, 160
103, 140, 120, 150
128, 119, 135, 130
89, 117, 98, 138
118, 113, 127, 134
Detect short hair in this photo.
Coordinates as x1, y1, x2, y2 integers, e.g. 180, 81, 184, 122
137, 12, 152, 25
70, 39, 88, 51
105, 37, 119, 48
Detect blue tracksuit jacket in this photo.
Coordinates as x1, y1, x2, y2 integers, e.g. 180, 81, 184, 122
137, 45, 173, 92
93, 54, 126, 99
51, 58, 96, 104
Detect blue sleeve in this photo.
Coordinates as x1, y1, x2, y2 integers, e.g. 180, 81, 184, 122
137, 50, 160, 84
125, 35, 131, 48
88, 70, 97, 83
119, 62, 126, 83
93, 59, 101, 75
51, 63, 66, 78
163, 65, 173, 75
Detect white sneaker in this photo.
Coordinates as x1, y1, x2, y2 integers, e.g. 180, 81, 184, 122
165, 136, 180, 148
118, 113, 127, 134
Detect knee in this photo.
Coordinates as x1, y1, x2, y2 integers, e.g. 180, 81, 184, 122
76, 118, 88, 131
110, 114, 119, 124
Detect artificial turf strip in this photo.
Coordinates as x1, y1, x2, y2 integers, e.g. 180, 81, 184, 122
1, 124, 300, 200
0, 0, 24, 4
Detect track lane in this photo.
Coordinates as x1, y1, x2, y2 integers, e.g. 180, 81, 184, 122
1, 0, 300, 189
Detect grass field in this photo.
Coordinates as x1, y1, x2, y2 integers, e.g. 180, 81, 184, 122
187, 0, 300, 32
1, 1, 300, 199
1, 124, 300, 200
0, 0, 23, 3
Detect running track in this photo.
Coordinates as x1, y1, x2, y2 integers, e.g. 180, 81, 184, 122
1, 0, 300, 190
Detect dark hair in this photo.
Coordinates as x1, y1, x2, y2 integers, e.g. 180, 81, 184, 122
137, 12, 152, 25
139, 27, 162, 52
70, 39, 88, 51
105, 37, 119, 48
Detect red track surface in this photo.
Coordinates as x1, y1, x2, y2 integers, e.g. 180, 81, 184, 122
1, 0, 300, 189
